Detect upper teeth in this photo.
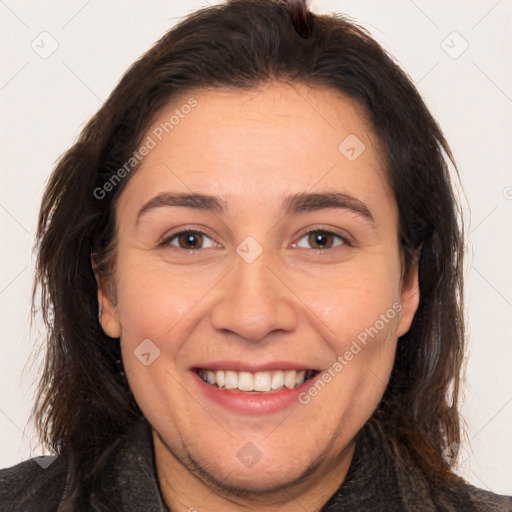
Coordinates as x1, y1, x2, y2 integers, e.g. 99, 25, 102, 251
198, 369, 313, 392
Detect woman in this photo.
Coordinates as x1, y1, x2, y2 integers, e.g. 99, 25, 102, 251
0, 0, 510, 510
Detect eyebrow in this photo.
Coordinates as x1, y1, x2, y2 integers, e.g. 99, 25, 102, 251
136, 191, 375, 225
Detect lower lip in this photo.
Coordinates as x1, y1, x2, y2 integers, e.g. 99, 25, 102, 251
192, 371, 318, 415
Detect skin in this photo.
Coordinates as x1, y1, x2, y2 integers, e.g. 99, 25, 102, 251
95, 81, 420, 512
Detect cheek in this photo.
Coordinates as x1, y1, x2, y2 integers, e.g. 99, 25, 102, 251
303, 261, 403, 348
114, 255, 224, 340
298, 262, 402, 410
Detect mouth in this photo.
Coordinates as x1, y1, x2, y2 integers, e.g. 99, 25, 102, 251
194, 368, 320, 393
191, 362, 323, 414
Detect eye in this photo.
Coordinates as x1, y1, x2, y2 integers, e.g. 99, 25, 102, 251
293, 228, 349, 251
159, 230, 217, 251
159, 227, 350, 253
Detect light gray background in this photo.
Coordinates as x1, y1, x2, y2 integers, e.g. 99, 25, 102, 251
1, 0, 511, 495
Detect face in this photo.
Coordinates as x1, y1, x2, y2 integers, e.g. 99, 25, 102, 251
96, 81, 419, 495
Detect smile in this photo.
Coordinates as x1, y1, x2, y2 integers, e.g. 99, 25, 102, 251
196, 368, 319, 393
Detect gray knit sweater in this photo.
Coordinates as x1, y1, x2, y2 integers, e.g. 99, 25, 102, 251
1, 418, 510, 511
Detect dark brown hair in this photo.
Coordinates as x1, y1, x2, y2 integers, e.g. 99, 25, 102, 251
32, 0, 465, 484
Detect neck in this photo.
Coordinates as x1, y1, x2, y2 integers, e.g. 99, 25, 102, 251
153, 431, 356, 512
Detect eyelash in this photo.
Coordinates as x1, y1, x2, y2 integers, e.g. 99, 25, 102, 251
158, 226, 351, 254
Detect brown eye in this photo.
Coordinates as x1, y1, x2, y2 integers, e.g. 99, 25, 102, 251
177, 231, 204, 249
160, 230, 216, 251
308, 231, 335, 249
295, 229, 348, 251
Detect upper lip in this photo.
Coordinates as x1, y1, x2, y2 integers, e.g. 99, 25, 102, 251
192, 361, 320, 372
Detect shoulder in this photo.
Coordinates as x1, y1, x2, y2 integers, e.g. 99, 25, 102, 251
0, 455, 68, 512
462, 482, 512, 512
0, 420, 166, 511
433, 478, 512, 512
365, 420, 512, 512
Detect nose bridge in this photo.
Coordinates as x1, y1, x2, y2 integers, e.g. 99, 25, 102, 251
210, 237, 298, 341
233, 244, 277, 305
232, 234, 277, 298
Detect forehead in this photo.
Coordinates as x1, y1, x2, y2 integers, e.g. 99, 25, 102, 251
118, 81, 394, 220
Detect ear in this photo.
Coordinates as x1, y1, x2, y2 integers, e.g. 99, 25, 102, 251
92, 258, 122, 339
396, 257, 420, 338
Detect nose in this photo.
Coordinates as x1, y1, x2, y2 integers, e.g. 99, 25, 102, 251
210, 249, 298, 343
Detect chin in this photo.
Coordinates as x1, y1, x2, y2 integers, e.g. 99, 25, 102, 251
186, 443, 322, 494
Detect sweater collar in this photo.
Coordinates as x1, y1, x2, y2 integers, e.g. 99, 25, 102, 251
84, 417, 408, 512
62, 416, 509, 511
